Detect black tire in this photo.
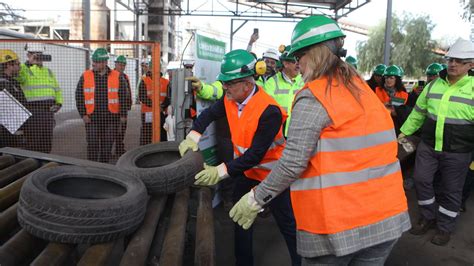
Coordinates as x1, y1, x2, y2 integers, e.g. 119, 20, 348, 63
116, 141, 204, 195
17, 165, 148, 244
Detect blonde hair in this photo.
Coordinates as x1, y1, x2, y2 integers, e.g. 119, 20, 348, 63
302, 40, 364, 103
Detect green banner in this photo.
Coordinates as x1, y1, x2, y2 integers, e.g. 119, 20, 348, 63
196, 34, 226, 62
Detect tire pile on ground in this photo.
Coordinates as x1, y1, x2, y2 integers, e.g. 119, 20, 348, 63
17, 141, 204, 244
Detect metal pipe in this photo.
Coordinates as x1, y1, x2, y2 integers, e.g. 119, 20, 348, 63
0, 155, 15, 170
0, 162, 59, 212
0, 203, 18, 240
77, 241, 116, 266
194, 187, 215, 266
0, 158, 40, 188
383, 0, 392, 65
120, 196, 167, 266
31, 243, 75, 266
159, 188, 190, 266
0, 229, 47, 266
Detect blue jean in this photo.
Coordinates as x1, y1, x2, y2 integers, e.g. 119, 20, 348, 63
302, 239, 398, 266
233, 175, 301, 266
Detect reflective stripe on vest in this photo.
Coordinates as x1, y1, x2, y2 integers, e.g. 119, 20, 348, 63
20, 64, 60, 103
292, 161, 400, 191
425, 76, 473, 151
160, 77, 169, 102
290, 77, 407, 234
224, 87, 287, 182
83, 70, 120, 114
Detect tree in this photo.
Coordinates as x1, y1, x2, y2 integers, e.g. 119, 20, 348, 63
356, 13, 441, 78
459, 0, 473, 20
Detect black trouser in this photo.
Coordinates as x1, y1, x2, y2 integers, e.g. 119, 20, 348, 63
462, 152, 474, 205
140, 112, 167, 145
232, 175, 301, 266
413, 141, 471, 232
86, 116, 119, 163
24, 109, 55, 153
114, 119, 127, 156
0, 127, 23, 148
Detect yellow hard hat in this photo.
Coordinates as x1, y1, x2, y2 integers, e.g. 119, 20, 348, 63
0, 49, 19, 64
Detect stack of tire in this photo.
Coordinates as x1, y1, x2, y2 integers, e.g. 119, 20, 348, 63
17, 141, 203, 244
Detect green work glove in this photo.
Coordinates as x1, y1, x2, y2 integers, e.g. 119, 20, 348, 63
194, 163, 229, 186
229, 190, 263, 230
178, 131, 200, 156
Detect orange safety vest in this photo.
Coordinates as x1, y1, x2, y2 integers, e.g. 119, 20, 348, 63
375, 87, 408, 105
290, 78, 407, 234
224, 87, 287, 182
141, 76, 153, 113
141, 76, 169, 113
83, 70, 120, 115
160, 77, 169, 103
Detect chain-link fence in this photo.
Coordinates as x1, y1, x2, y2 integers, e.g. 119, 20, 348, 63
0, 39, 164, 163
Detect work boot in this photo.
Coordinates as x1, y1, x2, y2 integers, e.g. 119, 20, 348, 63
431, 230, 451, 246
409, 218, 435, 235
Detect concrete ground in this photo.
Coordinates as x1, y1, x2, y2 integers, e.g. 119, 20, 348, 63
214, 184, 474, 266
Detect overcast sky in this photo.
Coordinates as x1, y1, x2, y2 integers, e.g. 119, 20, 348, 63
3, 0, 471, 57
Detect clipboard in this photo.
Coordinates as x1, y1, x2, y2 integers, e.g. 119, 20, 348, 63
0, 90, 32, 134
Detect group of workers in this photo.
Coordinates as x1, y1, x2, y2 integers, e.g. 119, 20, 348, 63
0, 44, 62, 152
178, 15, 473, 265
75, 48, 170, 162
0, 13, 472, 265
0, 45, 170, 163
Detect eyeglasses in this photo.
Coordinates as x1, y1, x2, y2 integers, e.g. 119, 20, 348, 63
445, 57, 471, 64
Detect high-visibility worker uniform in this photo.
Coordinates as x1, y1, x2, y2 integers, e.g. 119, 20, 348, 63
400, 73, 473, 233
18, 63, 62, 153
83, 70, 120, 114
77, 69, 124, 163
375, 86, 408, 106
264, 72, 304, 136
196, 80, 224, 101
291, 78, 408, 235
114, 71, 132, 156
224, 87, 287, 182
191, 85, 299, 265
139, 75, 169, 144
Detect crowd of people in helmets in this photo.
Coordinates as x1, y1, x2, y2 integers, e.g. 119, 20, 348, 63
0, 13, 472, 265
179, 15, 473, 265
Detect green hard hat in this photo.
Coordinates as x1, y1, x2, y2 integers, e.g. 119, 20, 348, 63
92, 48, 109, 62
425, 63, 443, 76
288, 15, 345, 56
217, 49, 256, 82
373, 64, 387, 75
279, 45, 296, 61
398, 66, 405, 77
345, 56, 358, 69
383, 65, 403, 77
115, 55, 127, 64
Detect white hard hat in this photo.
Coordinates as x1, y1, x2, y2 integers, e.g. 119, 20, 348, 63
445, 38, 474, 59
262, 48, 280, 61
25, 43, 46, 53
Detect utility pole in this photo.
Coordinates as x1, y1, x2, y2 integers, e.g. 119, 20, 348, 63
383, 0, 392, 65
